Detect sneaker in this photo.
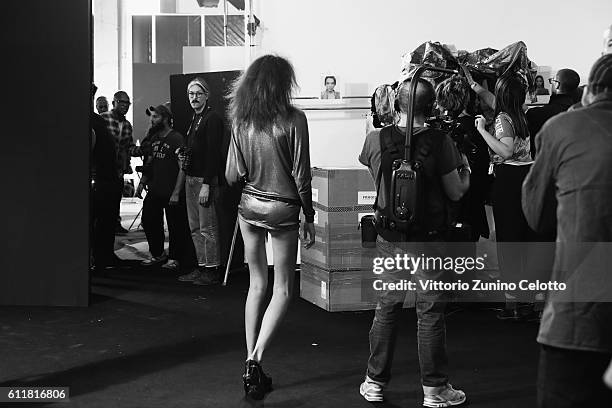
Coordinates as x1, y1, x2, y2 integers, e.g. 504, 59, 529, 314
496, 308, 521, 321
161, 259, 179, 271
359, 377, 384, 402
423, 384, 466, 407
140, 254, 168, 267
243, 360, 273, 400
193, 270, 220, 286
178, 269, 202, 282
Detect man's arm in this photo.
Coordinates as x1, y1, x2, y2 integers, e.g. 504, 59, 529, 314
441, 155, 471, 202
437, 133, 469, 201
201, 114, 224, 185
522, 125, 557, 234
170, 133, 186, 204
198, 114, 224, 206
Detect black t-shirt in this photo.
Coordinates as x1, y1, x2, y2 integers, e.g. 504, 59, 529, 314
147, 129, 185, 198
360, 125, 462, 233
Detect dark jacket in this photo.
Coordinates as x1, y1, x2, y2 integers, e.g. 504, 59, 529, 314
522, 96, 612, 353
526, 93, 575, 156
91, 112, 119, 184
184, 106, 224, 184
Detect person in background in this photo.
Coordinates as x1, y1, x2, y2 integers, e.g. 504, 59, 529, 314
177, 78, 224, 285
135, 104, 196, 271
226, 55, 316, 400
527, 69, 580, 156
96, 96, 109, 114
475, 74, 537, 320
90, 84, 121, 272
102, 91, 136, 235
534, 75, 550, 95
522, 53, 612, 408
435, 75, 490, 242
320, 75, 341, 99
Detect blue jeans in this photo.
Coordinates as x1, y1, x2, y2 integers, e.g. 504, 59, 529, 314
185, 176, 220, 267
366, 237, 449, 388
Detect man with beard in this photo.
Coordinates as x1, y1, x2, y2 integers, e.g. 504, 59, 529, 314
135, 104, 196, 270
176, 77, 225, 285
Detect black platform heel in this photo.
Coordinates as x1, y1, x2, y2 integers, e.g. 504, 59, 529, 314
243, 360, 273, 400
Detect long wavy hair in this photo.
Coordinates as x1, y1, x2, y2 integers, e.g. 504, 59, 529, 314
494, 75, 529, 139
227, 55, 297, 135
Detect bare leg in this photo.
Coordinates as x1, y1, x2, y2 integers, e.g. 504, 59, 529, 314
240, 218, 268, 360
250, 227, 298, 362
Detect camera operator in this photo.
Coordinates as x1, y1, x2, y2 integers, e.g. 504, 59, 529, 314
358, 78, 469, 407
431, 75, 491, 242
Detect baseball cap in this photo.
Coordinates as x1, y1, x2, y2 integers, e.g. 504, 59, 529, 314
145, 104, 173, 119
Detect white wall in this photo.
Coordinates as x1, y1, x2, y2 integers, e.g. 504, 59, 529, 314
93, 0, 120, 105
258, 0, 611, 96
95, 0, 612, 167
253, 0, 612, 167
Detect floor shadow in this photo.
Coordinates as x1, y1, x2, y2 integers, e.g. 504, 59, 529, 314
0, 332, 242, 405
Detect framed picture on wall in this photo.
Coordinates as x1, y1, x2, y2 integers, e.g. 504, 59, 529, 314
529, 66, 552, 104
320, 74, 342, 100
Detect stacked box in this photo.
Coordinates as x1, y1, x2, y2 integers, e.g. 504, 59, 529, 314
302, 167, 376, 270
300, 262, 378, 312
299, 167, 378, 311
310, 167, 376, 209
301, 209, 372, 270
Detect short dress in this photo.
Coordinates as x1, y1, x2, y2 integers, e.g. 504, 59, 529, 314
225, 109, 316, 231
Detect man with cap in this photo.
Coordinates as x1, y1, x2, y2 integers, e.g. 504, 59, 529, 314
522, 53, 612, 407
526, 68, 580, 157
135, 104, 196, 271
177, 77, 225, 285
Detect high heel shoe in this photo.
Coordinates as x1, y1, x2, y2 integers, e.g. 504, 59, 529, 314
243, 359, 273, 400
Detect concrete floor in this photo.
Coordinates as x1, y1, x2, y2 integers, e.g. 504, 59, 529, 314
0, 262, 540, 408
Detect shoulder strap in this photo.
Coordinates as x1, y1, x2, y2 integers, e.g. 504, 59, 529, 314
374, 126, 399, 209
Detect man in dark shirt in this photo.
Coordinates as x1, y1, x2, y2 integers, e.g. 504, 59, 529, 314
522, 54, 612, 408
358, 79, 470, 407
135, 105, 196, 271
91, 84, 121, 271
526, 69, 580, 156
177, 77, 225, 285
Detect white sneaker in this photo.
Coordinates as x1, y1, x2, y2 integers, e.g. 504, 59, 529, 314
423, 384, 466, 407
359, 377, 384, 402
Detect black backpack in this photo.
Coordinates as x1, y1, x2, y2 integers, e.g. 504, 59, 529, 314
373, 126, 434, 241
